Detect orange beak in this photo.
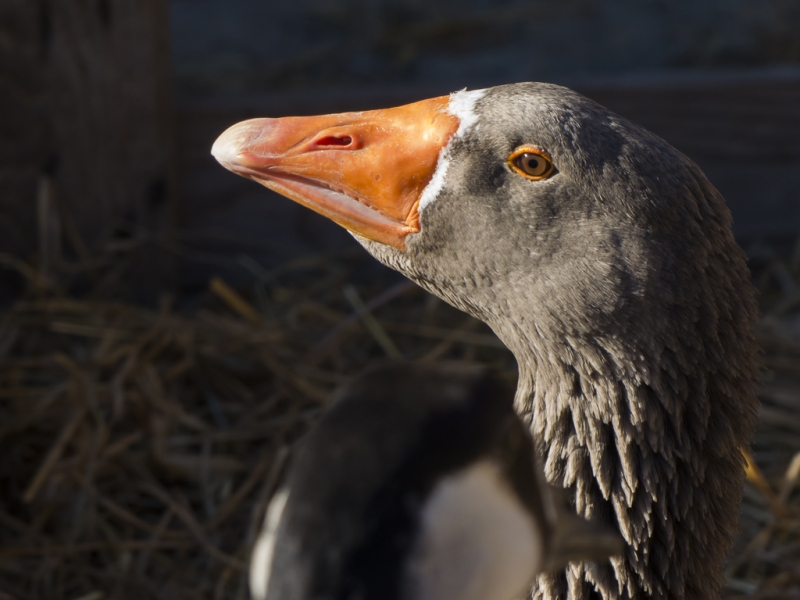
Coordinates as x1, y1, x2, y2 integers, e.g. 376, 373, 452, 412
211, 96, 459, 251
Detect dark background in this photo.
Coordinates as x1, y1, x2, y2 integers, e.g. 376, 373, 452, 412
170, 0, 800, 94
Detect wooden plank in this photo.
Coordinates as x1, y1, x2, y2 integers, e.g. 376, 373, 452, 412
46, 0, 176, 250
0, 0, 176, 297
0, 0, 50, 263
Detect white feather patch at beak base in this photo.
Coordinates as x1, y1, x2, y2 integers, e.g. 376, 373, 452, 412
418, 88, 487, 213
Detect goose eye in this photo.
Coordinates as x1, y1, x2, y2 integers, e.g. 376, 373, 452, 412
508, 147, 554, 180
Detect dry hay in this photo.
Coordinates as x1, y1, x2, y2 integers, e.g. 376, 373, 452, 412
1, 247, 799, 599
0, 251, 511, 599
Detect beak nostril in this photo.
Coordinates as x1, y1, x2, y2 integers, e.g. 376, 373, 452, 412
315, 135, 353, 148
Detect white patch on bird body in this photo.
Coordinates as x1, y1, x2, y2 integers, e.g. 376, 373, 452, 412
403, 460, 542, 600
418, 88, 487, 212
250, 489, 290, 600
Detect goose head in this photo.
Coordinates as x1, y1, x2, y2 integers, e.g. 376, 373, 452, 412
214, 83, 760, 600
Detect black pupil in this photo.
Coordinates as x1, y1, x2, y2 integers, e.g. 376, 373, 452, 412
525, 156, 539, 170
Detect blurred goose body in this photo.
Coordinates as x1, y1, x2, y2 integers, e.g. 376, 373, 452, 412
214, 83, 761, 599
250, 363, 621, 600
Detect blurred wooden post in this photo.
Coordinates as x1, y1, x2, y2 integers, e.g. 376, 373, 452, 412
0, 1, 49, 268
0, 0, 175, 297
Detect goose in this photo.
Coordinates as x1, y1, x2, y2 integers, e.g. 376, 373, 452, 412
250, 362, 621, 600
213, 83, 761, 600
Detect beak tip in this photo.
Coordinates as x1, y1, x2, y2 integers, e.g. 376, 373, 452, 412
211, 130, 242, 166
211, 119, 271, 167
